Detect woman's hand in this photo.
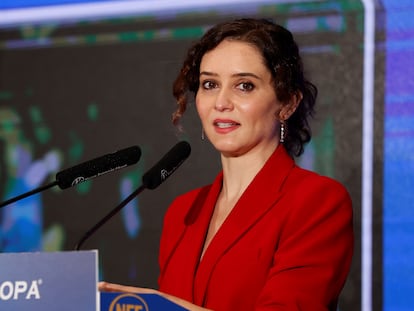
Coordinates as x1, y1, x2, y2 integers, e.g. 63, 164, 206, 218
99, 282, 156, 295
98, 282, 212, 311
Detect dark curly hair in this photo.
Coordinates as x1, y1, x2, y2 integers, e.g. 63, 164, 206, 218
172, 18, 317, 157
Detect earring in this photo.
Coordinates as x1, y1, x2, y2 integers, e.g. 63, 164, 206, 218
280, 120, 286, 143
201, 128, 205, 140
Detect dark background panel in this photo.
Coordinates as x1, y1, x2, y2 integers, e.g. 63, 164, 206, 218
0, 4, 374, 310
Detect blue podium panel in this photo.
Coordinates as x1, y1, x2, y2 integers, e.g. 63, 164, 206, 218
101, 292, 187, 311
0, 250, 98, 311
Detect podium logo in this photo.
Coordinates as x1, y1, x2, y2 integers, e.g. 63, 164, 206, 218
109, 293, 149, 311
0, 280, 41, 300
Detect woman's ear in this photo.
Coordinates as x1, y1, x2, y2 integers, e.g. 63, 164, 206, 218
279, 91, 303, 120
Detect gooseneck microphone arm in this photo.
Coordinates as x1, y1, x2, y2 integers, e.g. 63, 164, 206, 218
74, 141, 191, 250
0, 181, 58, 208
74, 184, 146, 251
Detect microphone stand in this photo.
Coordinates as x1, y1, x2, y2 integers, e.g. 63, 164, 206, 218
74, 141, 191, 250
0, 180, 58, 208
74, 184, 146, 250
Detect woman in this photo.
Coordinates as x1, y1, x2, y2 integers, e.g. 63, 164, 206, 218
100, 18, 354, 310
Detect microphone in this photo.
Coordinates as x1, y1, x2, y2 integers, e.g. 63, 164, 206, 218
142, 140, 191, 189
0, 146, 142, 208
74, 141, 191, 250
56, 145, 141, 189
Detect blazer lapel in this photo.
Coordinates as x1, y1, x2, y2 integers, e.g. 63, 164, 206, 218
163, 176, 222, 301
192, 145, 295, 305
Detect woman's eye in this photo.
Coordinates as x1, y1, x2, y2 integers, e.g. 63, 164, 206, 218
202, 81, 216, 90
237, 82, 254, 92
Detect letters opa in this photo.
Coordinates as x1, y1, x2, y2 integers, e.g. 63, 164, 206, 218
0, 280, 41, 300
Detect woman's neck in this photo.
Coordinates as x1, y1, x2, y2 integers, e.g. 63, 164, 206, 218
219, 143, 277, 202
200, 143, 278, 260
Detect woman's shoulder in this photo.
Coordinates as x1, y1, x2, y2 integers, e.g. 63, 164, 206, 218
287, 165, 346, 190
287, 164, 351, 199
165, 184, 212, 219
280, 165, 353, 231
171, 184, 211, 204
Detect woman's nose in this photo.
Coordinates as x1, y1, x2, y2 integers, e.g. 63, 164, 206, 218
214, 89, 234, 111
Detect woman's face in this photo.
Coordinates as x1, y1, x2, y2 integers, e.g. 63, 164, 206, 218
196, 39, 283, 157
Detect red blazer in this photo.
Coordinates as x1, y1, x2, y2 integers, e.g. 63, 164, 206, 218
158, 145, 353, 311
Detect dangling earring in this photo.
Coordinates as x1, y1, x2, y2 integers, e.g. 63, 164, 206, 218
280, 120, 286, 143
201, 128, 205, 140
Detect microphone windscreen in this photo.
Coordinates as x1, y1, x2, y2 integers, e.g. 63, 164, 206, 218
142, 141, 191, 190
56, 145, 141, 189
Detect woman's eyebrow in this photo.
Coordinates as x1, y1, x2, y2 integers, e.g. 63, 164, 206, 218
199, 71, 217, 77
233, 72, 261, 80
199, 71, 261, 80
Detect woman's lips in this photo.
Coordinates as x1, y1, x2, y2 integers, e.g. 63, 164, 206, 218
213, 119, 240, 132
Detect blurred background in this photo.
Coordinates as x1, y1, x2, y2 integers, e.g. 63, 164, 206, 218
0, 1, 412, 310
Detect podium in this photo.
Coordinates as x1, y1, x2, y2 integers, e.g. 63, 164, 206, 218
101, 292, 187, 311
0, 251, 186, 310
